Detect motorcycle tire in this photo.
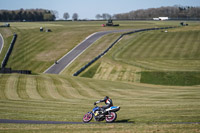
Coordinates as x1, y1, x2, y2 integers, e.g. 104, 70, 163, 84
83, 112, 93, 123
105, 112, 117, 123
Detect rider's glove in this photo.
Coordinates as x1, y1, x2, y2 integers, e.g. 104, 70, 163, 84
94, 102, 96, 105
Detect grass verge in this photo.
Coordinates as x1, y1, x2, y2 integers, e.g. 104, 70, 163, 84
140, 71, 200, 86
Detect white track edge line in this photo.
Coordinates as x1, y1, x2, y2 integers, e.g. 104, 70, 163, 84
0, 33, 4, 54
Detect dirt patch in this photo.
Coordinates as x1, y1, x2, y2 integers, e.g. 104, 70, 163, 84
1, 28, 12, 38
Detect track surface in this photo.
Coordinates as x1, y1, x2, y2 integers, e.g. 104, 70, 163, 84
44, 29, 132, 74
0, 33, 4, 54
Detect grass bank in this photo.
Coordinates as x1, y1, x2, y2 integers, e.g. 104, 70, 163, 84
0, 73, 200, 132
0, 74, 200, 123
140, 71, 200, 86
80, 22, 200, 86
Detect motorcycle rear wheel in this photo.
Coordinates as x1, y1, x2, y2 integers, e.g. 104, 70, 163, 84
105, 112, 117, 123
83, 112, 93, 123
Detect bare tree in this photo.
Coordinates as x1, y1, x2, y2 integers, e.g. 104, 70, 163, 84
72, 13, 78, 21
102, 13, 111, 20
95, 14, 102, 20
63, 12, 70, 20
51, 10, 58, 19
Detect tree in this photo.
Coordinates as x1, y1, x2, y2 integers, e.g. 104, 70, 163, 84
63, 12, 70, 20
95, 14, 102, 20
51, 10, 58, 19
102, 13, 111, 20
43, 10, 55, 21
72, 13, 78, 21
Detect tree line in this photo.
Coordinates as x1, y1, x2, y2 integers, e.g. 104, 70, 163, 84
0, 9, 56, 21
112, 6, 200, 20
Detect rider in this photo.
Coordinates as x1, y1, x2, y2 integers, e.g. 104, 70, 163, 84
94, 96, 113, 112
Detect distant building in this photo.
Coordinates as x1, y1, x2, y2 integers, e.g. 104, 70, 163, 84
153, 17, 169, 21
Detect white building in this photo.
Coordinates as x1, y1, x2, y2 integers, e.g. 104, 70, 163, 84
153, 17, 169, 21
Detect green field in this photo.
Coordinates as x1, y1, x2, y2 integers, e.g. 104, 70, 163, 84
0, 21, 180, 73
0, 21, 200, 132
80, 23, 200, 86
0, 74, 200, 132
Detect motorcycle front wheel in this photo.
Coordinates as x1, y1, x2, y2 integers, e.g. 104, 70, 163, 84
105, 112, 117, 123
83, 112, 93, 123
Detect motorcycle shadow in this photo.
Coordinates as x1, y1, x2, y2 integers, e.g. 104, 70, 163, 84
115, 119, 135, 124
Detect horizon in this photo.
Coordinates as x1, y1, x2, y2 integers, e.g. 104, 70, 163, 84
0, 0, 200, 19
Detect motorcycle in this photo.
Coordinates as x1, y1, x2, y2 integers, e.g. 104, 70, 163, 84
83, 105, 120, 123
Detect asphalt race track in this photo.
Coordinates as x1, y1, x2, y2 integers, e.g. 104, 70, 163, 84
44, 29, 132, 74
0, 33, 4, 54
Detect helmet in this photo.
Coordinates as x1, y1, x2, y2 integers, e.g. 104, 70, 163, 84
104, 96, 109, 100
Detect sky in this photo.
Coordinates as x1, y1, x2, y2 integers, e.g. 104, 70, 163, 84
0, 0, 200, 19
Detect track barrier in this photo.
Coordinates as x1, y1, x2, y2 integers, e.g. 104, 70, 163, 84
0, 68, 31, 74
0, 33, 31, 74
1, 33, 17, 68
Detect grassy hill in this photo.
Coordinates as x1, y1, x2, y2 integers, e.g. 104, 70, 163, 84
0, 74, 200, 132
79, 23, 200, 86
0, 21, 180, 73
0, 21, 200, 132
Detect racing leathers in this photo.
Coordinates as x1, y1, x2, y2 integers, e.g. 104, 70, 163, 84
94, 97, 113, 111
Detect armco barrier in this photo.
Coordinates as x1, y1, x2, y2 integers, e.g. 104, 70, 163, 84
1, 33, 17, 68
0, 68, 31, 74
73, 27, 176, 76
0, 33, 31, 75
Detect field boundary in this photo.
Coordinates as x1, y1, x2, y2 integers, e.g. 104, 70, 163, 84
73, 27, 176, 76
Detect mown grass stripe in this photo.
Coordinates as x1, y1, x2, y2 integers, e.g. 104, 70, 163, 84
180, 32, 194, 58
58, 77, 80, 99
17, 75, 30, 99
43, 76, 66, 100
4, 75, 21, 100
53, 77, 75, 99
10, 37, 46, 63
64, 77, 85, 99
6, 30, 50, 71
129, 33, 153, 58
75, 80, 101, 98
187, 31, 200, 59
173, 32, 189, 59
193, 32, 200, 58
147, 32, 169, 58
138, 32, 161, 58
0, 75, 9, 99
26, 75, 42, 100
168, 32, 186, 59
36, 76, 53, 100
158, 32, 178, 58
66, 77, 91, 99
